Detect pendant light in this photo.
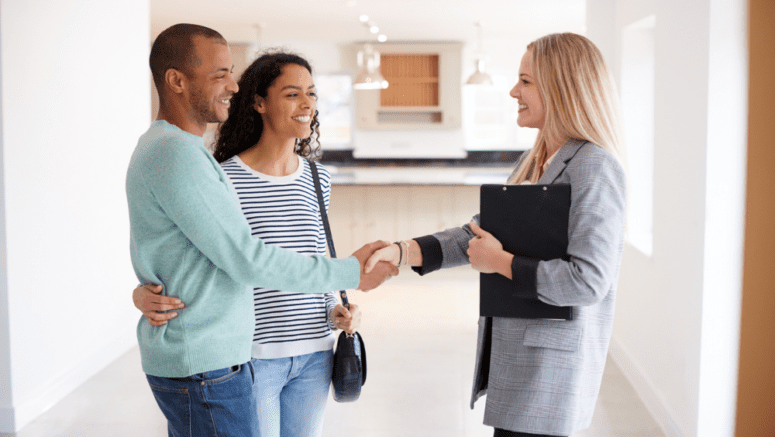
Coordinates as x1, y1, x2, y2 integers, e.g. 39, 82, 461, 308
354, 43, 389, 90
466, 21, 493, 85
353, 16, 388, 90
251, 22, 265, 61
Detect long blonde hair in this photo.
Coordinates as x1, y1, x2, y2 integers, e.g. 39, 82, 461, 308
508, 33, 625, 184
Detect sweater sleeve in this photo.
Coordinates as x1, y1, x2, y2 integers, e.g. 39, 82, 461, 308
136, 139, 359, 293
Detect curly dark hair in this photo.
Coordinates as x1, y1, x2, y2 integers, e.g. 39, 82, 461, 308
213, 50, 321, 163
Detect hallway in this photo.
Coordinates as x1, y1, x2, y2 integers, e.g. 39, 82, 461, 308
12, 269, 665, 437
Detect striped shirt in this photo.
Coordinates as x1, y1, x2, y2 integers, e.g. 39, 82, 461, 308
221, 154, 338, 359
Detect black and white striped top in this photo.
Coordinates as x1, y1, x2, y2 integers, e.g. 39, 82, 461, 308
221, 154, 338, 359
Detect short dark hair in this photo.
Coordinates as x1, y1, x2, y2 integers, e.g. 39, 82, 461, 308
149, 23, 227, 90
213, 50, 321, 163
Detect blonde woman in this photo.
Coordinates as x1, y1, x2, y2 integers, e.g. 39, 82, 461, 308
366, 33, 627, 437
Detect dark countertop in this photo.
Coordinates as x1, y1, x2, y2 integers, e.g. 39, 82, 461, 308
319, 150, 524, 168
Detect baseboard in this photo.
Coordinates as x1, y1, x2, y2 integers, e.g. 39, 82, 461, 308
608, 339, 685, 437
8, 335, 135, 432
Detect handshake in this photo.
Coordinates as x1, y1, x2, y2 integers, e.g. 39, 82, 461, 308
353, 222, 502, 291
350, 240, 408, 292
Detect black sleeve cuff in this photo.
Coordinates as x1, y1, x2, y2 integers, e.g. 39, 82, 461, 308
510, 255, 540, 299
411, 235, 443, 276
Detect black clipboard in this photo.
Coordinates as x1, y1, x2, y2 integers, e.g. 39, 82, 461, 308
479, 184, 574, 320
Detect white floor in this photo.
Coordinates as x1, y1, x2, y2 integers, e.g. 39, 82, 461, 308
9, 269, 665, 437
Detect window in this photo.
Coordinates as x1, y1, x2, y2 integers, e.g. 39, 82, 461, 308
314, 74, 353, 150
621, 15, 656, 256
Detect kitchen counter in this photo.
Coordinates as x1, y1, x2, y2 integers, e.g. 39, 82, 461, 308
327, 166, 513, 185
320, 150, 521, 185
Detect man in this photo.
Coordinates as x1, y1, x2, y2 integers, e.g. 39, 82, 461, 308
126, 23, 395, 436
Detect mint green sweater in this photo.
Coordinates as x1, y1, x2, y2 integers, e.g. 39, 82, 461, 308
126, 120, 360, 377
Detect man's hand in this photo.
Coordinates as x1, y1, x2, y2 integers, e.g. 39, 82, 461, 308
330, 303, 362, 334
132, 284, 185, 326
351, 241, 399, 291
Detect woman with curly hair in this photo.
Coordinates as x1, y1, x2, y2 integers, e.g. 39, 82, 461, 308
136, 50, 361, 437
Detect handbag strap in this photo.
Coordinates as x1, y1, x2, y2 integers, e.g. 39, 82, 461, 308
308, 159, 351, 310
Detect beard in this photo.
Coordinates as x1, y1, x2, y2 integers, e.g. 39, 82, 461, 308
189, 85, 223, 124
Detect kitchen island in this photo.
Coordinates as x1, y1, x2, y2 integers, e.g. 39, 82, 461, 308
321, 150, 522, 254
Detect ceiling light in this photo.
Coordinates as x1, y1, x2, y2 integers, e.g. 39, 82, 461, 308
353, 43, 389, 90
251, 23, 265, 61
466, 21, 493, 86
466, 59, 494, 85
353, 16, 388, 90
353, 71, 389, 90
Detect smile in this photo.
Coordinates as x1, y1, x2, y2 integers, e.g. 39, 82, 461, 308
518, 104, 528, 110
292, 115, 311, 122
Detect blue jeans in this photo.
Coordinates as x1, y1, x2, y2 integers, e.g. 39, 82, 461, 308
251, 350, 333, 437
146, 362, 259, 437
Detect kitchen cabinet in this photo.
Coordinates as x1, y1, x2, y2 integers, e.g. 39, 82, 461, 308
348, 42, 463, 130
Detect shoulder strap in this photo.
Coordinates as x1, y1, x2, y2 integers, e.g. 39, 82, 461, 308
308, 160, 350, 309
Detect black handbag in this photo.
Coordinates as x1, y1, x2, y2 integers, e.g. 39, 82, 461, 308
309, 160, 367, 403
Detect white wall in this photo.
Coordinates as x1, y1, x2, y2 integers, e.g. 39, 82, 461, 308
0, 0, 150, 432
587, 0, 747, 436
697, 0, 746, 434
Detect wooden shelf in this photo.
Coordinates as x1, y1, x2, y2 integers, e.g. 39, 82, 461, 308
381, 54, 440, 107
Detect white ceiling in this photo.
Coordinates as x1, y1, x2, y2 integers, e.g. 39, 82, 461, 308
151, 0, 586, 46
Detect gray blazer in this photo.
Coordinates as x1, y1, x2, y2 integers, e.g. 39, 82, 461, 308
415, 139, 626, 435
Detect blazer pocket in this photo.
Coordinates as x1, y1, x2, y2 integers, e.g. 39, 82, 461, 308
523, 325, 582, 352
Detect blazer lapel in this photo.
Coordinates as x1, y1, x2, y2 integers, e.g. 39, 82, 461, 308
538, 138, 587, 184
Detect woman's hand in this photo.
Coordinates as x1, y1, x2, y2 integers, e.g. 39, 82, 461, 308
133, 284, 185, 326
467, 222, 514, 278
364, 243, 400, 273
330, 304, 362, 334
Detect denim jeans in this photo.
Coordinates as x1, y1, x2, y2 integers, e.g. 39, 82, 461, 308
251, 349, 333, 437
146, 362, 259, 437
493, 429, 567, 437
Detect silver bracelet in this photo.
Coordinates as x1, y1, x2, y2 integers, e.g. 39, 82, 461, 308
402, 240, 410, 266
394, 241, 403, 267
